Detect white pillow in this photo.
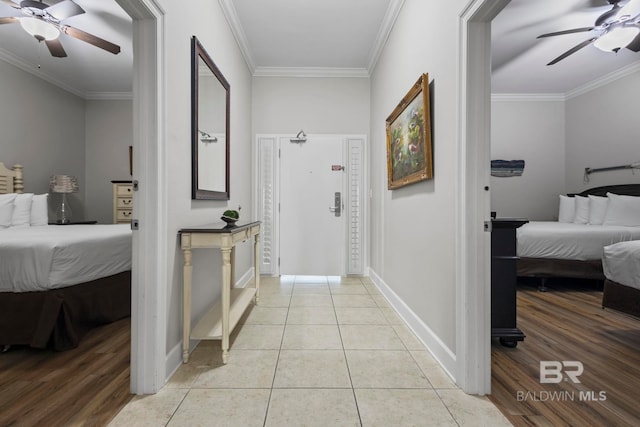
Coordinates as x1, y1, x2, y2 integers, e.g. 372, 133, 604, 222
30, 194, 48, 226
0, 193, 16, 228
573, 195, 590, 224
558, 195, 575, 223
11, 193, 33, 228
603, 193, 640, 227
588, 195, 608, 225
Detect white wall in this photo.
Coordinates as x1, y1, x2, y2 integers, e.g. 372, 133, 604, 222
158, 0, 254, 367
85, 99, 133, 224
491, 98, 565, 220
490, 70, 640, 220
252, 77, 370, 134
566, 70, 640, 192
0, 59, 86, 221
370, 0, 466, 374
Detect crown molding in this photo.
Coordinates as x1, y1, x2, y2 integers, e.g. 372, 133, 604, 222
0, 48, 133, 100
565, 60, 640, 100
219, 0, 403, 78
367, 0, 405, 73
253, 66, 370, 78
493, 59, 640, 101
491, 93, 565, 102
85, 92, 133, 100
0, 48, 84, 98
218, 0, 256, 74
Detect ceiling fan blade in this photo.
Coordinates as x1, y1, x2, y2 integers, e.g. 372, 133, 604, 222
625, 32, 640, 52
0, 16, 18, 24
537, 27, 595, 38
595, 4, 621, 26
45, 38, 67, 57
46, 0, 85, 21
547, 38, 597, 65
61, 25, 120, 54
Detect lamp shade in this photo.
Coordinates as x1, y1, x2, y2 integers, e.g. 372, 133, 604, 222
50, 175, 79, 193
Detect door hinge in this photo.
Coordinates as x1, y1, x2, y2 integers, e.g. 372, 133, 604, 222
131, 219, 139, 230
278, 257, 280, 267
132, 180, 139, 191
484, 221, 492, 232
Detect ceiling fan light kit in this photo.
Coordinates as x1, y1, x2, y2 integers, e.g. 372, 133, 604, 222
537, 0, 640, 64
19, 16, 58, 40
0, 0, 120, 57
593, 25, 640, 51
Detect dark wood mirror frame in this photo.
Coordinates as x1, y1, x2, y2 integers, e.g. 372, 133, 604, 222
191, 36, 230, 200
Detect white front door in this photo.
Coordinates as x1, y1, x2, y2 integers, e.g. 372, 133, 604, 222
279, 135, 345, 275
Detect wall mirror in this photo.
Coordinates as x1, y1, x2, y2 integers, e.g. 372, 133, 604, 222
191, 36, 230, 200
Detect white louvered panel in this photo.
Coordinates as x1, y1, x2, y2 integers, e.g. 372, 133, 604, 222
347, 139, 364, 275
258, 138, 276, 274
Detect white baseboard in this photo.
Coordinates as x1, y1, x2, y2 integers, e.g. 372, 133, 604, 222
165, 267, 256, 383
368, 269, 457, 383
235, 267, 255, 289
165, 341, 183, 383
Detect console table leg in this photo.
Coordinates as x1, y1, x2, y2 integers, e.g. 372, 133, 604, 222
254, 234, 260, 303
221, 247, 231, 364
182, 246, 192, 364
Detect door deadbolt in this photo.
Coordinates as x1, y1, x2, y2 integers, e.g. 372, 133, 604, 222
329, 192, 341, 217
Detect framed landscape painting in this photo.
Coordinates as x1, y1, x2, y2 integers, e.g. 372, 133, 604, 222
385, 73, 433, 190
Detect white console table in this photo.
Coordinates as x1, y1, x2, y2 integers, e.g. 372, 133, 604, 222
180, 221, 261, 364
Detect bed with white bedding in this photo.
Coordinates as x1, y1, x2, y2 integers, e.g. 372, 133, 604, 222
516, 184, 640, 289
0, 224, 131, 292
0, 162, 132, 350
518, 222, 640, 261
602, 240, 640, 317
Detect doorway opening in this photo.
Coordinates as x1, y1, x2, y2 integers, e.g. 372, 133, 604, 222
457, 0, 510, 395
115, 0, 165, 395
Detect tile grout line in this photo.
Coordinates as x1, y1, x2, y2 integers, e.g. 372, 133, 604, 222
331, 276, 365, 427
163, 388, 190, 426
261, 278, 293, 427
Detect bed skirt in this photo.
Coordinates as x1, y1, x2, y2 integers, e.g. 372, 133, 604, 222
517, 258, 605, 281
602, 279, 640, 319
0, 271, 131, 351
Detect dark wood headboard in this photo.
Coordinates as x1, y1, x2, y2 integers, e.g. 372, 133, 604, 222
570, 184, 640, 198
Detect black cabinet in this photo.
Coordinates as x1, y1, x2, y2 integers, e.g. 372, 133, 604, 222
491, 218, 528, 347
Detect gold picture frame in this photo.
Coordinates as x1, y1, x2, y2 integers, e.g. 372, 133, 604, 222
385, 73, 433, 190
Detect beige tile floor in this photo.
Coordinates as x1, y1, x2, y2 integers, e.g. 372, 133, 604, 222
109, 276, 511, 426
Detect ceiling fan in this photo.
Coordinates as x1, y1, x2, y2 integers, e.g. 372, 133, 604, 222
0, 0, 120, 58
537, 0, 640, 65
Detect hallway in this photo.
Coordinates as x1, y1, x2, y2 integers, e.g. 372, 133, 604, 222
109, 276, 510, 426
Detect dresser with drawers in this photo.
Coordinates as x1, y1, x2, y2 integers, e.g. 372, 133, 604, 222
111, 180, 133, 224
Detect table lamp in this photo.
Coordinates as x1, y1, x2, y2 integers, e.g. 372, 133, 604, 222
50, 175, 78, 224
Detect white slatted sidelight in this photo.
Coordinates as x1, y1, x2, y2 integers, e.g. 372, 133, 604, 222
257, 137, 277, 274
346, 138, 364, 275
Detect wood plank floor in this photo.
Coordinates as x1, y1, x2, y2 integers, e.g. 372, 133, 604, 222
490, 279, 640, 427
0, 318, 132, 427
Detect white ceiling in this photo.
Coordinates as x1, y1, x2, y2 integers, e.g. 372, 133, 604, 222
1, 0, 639, 98
492, 0, 640, 94
0, 0, 131, 98
224, 0, 398, 75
